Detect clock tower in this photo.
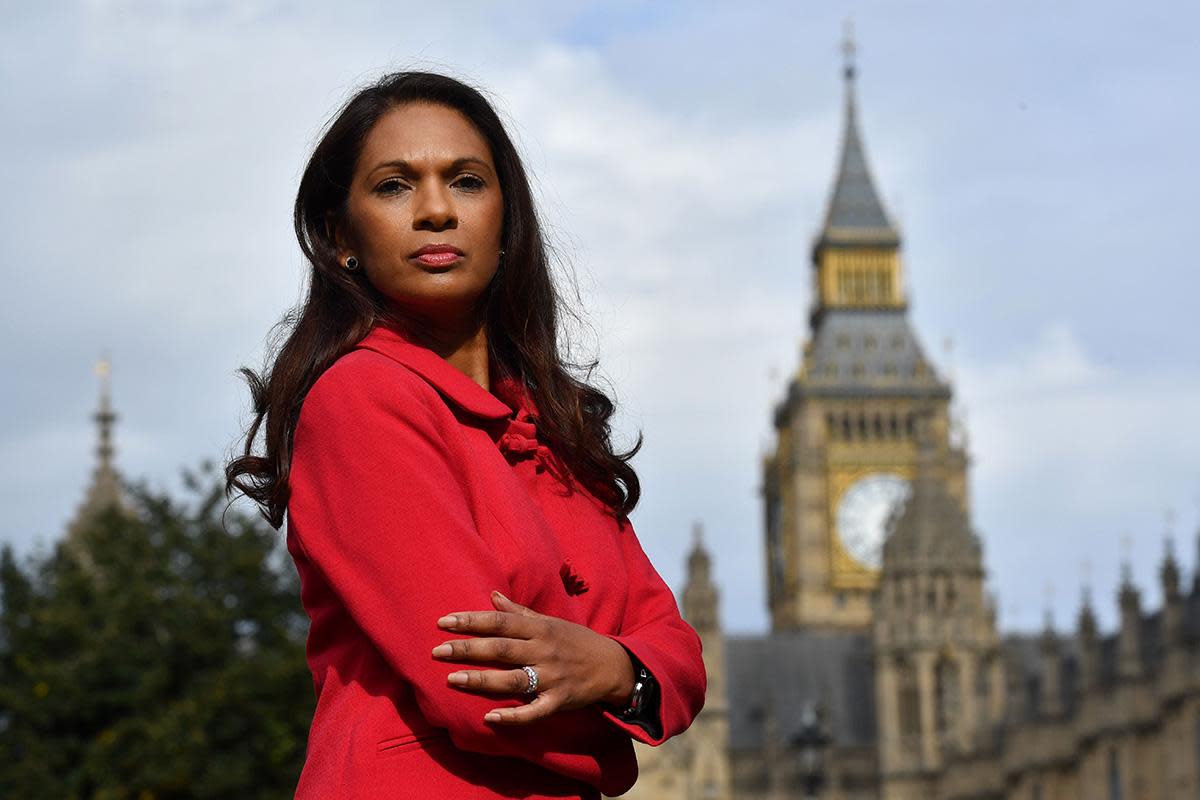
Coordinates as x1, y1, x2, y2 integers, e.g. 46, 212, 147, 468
763, 33, 970, 631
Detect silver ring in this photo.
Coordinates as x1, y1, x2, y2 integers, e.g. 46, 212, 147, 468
521, 665, 539, 695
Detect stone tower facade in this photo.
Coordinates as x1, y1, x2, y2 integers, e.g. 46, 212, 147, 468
624, 525, 732, 800
623, 33, 1200, 800
762, 34, 969, 632
872, 413, 1003, 800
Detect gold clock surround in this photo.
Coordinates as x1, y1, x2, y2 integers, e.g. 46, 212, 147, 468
828, 464, 916, 590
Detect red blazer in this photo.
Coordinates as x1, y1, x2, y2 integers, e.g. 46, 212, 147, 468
285, 322, 707, 799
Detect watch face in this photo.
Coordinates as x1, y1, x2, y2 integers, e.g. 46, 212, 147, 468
836, 472, 911, 569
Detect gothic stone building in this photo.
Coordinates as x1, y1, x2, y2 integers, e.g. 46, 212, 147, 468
618, 47, 1200, 800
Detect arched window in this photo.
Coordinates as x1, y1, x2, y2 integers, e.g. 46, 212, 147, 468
896, 656, 920, 746
934, 655, 960, 737
976, 654, 991, 705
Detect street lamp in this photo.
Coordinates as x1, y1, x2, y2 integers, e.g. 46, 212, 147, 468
793, 702, 831, 800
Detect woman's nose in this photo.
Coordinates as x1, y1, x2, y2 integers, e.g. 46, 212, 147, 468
412, 184, 457, 231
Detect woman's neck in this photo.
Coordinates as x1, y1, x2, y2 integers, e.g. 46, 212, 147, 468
388, 310, 491, 391
435, 324, 490, 392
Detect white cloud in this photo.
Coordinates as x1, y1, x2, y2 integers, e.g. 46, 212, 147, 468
3, 3, 1198, 640
956, 322, 1200, 631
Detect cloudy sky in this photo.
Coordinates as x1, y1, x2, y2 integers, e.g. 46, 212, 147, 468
3, 1, 1197, 634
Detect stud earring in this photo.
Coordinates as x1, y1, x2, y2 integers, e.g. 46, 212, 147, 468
344, 256, 359, 271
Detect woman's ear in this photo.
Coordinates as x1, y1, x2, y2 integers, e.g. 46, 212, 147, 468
325, 211, 351, 260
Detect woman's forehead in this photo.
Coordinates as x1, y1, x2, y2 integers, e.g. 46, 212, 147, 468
359, 103, 493, 174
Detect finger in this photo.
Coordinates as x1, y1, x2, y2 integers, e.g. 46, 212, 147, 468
447, 667, 534, 695
484, 693, 559, 725
438, 610, 530, 637
491, 590, 538, 617
431, 636, 529, 664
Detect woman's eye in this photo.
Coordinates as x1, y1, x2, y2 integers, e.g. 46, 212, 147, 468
376, 179, 408, 194
376, 175, 483, 194
455, 174, 485, 190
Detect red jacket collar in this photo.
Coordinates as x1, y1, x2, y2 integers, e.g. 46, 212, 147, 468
354, 322, 529, 421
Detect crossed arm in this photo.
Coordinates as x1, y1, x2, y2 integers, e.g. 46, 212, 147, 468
430, 589, 637, 723
287, 355, 703, 780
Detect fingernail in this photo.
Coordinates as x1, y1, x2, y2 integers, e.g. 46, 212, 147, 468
485, 711, 502, 723
437, 615, 458, 628
431, 644, 452, 658
448, 672, 467, 685
492, 591, 508, 602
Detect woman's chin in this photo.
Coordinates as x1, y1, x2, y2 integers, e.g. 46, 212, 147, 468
383, 287, 489, 323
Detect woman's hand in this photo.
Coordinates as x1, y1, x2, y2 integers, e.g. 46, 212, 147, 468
431, 590, 636, 725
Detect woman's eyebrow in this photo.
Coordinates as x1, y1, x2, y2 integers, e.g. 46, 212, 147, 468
367, 156, 493, 177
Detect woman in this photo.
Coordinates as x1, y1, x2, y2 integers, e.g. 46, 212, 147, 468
226, 71, 706, 799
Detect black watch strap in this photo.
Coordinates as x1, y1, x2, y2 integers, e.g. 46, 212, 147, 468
615, 651, 663, 739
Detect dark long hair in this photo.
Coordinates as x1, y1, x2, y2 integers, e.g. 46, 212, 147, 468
224, 71, 641, 530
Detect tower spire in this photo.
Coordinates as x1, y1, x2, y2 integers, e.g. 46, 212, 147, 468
683, 521, 719, 632
842, 17, 857, 83
1077, 561, 1097, 636
95, 355, 117, 473
1042, 581, 1056, 633
65, 355, 129, 547
1161, 510, 1181, 599
817, 22, 900, 250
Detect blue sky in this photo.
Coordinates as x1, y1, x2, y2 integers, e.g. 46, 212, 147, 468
2, 0, 1197, 634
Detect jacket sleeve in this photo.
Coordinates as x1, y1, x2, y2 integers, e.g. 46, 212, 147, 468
599, 521, 707, 745
286, 354, 629, 792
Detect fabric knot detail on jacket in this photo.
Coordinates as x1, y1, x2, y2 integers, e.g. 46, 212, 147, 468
559, 559, 589, 596
496, 415, 554, 475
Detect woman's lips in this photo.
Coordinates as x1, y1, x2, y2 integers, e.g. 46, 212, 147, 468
414, 252, 462, 267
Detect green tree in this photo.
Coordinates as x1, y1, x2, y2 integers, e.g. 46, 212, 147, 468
0, 460, 314, 799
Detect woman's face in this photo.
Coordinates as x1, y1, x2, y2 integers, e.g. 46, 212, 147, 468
335, 101, 505, 325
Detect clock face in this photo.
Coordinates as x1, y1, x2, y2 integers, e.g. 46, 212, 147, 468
836, 473, 912, 569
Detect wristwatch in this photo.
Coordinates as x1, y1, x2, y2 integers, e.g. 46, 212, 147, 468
620, 663, 656, 718
615, 654, 662, 738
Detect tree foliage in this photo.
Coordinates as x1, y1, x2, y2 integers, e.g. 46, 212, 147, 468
0, 460, 314, 799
